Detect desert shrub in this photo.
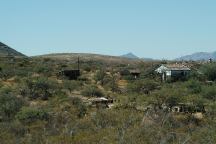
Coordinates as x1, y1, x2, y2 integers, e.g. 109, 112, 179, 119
24, 77, 57, 100
16, 107, 49, 124
78, 75, 89, 82
103, 73, 119, 92
202, 86, 216, 101
201, 63, 216, 81
81, 85, 104, 97
63, 80, 81, 93
91, 110, 119, 129
82, 64, 91, 72
128, 79, 159, 94
123, 75, 135, 80
95, 69, 106, 85
186, 79, 202, 94
70, 97, 87, 118
0, 69, 15, 80
0, 86, 12, 94
0, 94, 24, 121
33, 63, 53, 77
120, 69, 130, 76
166, 94, 183, 108
206, 102, 216, 119
189, 70, 205, 81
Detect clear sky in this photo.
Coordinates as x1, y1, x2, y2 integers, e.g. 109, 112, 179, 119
0, 0, 216, 59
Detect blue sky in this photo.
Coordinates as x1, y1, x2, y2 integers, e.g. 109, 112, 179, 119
0, 0, 216, 59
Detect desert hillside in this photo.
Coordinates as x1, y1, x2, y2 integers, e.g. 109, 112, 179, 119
0, 54, 216, 143
0, 42, 26, 57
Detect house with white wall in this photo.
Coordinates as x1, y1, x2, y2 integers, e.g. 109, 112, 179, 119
155, 64, 191, 81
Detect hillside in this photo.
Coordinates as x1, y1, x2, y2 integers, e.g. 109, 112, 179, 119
176, 51, 216, 61
0, 42, 25, 57
38, 53, 144, 65
0, 54, 216, 143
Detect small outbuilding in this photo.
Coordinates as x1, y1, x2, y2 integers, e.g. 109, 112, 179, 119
129, 69, 141, 79
155, 64, 191, 81
120, 69, 141, 79
59, 69, 80, 80
58, 57, 81, 80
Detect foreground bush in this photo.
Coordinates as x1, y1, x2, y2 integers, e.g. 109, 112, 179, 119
23, 77, 58, 100
16, 107, 49, 124
128, 79, 159, 94
0, 94, 24, 121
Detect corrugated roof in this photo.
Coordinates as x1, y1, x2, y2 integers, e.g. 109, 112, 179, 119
163, 64, 191, 71
129, 69, 141, 73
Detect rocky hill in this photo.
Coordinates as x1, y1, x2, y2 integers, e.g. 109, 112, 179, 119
0, 42, 25, 57
121, 52, 139, 59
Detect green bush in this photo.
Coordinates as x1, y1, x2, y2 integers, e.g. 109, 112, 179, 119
63, 80, 80, 93
201, 63, 216, 81
16, 107, 49, 124
186, 79, 202, 94
25, 77, 57, 100
202, 86, 216, 101
70, 97, 87, 118
81, 85, 104, 97
128, 79, 158, 94
95, 69, 106, 85
82, 64, 91, 72
0, 94, 24, 121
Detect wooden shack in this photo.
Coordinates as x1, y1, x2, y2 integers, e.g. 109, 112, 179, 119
59, 69, 80, 80
120, 69, 141, 79
58, 57, 81, 80
129, 69, 141, 79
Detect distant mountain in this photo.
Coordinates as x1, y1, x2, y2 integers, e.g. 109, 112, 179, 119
142, 57, 156, 61
0, 42, 25, 57
121, 52, 139, 59
176, 51, 216, 61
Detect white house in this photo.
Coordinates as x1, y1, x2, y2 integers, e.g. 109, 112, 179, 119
155, 64, 191, 81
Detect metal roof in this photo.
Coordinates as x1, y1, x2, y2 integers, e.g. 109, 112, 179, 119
163, 64, 191, 71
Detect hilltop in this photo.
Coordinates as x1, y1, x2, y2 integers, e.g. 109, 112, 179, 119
121, 52, 139, 59
0, 42, 25, 57
38, 53, 144, 65
176, 51, 216, 61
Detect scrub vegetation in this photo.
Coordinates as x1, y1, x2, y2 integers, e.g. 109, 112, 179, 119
0, 55, 216, 144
